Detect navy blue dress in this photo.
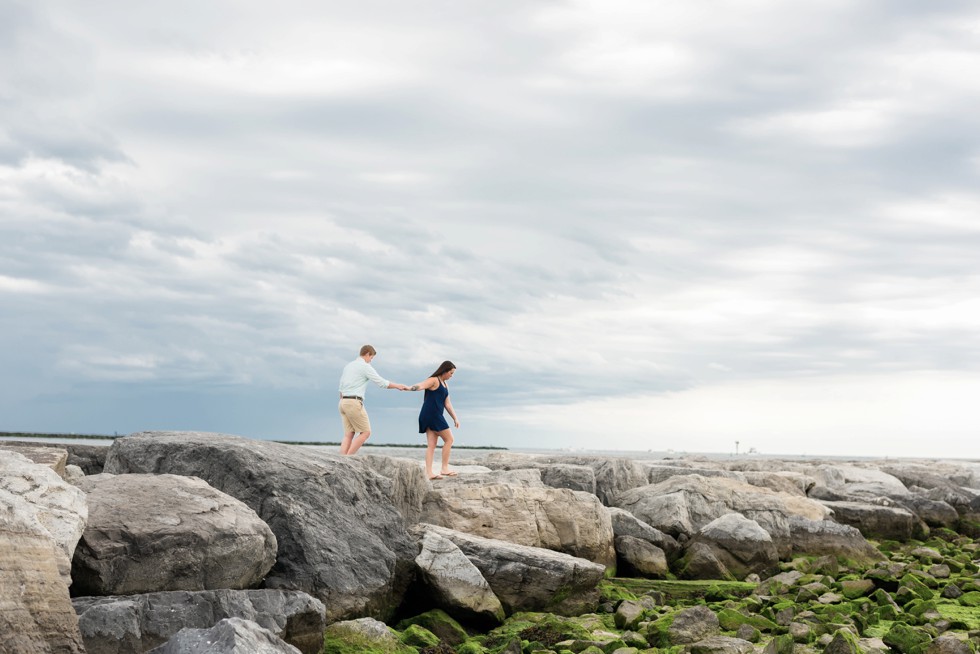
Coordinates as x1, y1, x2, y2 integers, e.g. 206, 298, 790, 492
418, 381, 450, 433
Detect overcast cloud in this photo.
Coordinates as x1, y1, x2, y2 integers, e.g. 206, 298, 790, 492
2, 0, 980, 458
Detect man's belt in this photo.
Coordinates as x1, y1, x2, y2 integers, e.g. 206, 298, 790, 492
342, 395, 363, 401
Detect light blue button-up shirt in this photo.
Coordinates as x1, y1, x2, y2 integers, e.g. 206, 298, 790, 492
338, 357, 390, 398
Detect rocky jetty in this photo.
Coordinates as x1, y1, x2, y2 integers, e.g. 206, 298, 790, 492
1, 435, 978, 653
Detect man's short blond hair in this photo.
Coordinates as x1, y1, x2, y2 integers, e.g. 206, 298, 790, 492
359, 345, 377, 357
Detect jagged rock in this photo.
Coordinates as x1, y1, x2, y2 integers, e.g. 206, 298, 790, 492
647, 604, 720, 645
925, 635, 972, 654
646, 465, 746, 485
615, 600, 646, 630
0, 449, 87, 581
0, 440, 108, 475
881, 461, 980, 493
322, 617, 402, 650
147, 617, 300, 654
612, 474, 879, 562
689, 636, 756, 654
72, 473, 277, 595
73, 589, 325, 654
743, 471, 814, 496
361, 454, 428, 526
811, 465, 910, 499
483, 452, 649, 505
819, 500, 926, 541
892, 495, 959, 529
434, 468, 546, 487
783, 516, 884, 563
0, 486, 86, 654
607, 507, 681, 560
615, 535, 668, 578
414, 530, 505, 626
414, 523, 606, 616
64, 464, 86, 484
421, 483, 615, 567
823, 630, 862, 654
540, 464, 597, 494
678, 542, 732, 580
682, 513, 779, 580
0, 443, 69, 477
612, 474, 830, 539
103, 431, 416, 622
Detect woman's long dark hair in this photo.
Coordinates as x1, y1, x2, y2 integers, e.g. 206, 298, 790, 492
429, 360, 456, 379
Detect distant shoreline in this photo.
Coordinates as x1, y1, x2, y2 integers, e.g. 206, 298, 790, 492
0, 431, 508, 451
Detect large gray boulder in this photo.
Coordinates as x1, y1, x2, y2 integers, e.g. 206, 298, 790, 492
743, 471, 813, 496
0, 449, 87, 581
72, 473, 277, 595
483, 452, 650, 505
613, 475, 881, 562
679, 513, 778, 580
810, 465, 910, 499
818, 500, 926, 541
646, 465, 745, 485
103, 431, 416, 622
783, 516, 884, 563
613, 474, 830, 539
73, 589, 325, 654
1, 440, 108, 475
614, 535, 668, 578
0, 443, 69, 477
421, 483, 616, 568
147, 617, 301, 654
360, 454, 429, 526
607, 506, 681, 560
893, 495, 959, 529
414, 530, 505, 626
1, 475, 86, 654
434, 468, 546, 488
540, 464, 597, 495
415, 524, 606, 616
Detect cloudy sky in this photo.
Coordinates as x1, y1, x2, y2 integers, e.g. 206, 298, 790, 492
3, 1, 980, 458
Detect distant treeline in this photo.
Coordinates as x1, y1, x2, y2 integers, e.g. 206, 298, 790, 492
0, 431, 507, 451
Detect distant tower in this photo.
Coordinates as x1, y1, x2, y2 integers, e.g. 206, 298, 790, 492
735, 440, 740, 456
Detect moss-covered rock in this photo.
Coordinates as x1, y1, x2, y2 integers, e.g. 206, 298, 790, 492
823, 629, 864, 654
483, 613, 593, 653
455, 641, 489, 654
397, 610, 469, 646
958, 592, 980, 607
764, 633, 795, 654
717, 608, 779, 633
900, 575, 936, 602
840, 580, 875, 599
881, 622, 932, 654
401, 625, 440, 649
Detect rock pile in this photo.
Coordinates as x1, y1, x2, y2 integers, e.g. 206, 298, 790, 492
1, 435, 978, 653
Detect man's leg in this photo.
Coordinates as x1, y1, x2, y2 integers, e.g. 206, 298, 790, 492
339, 431, 355, 454
347, 431, 371, 455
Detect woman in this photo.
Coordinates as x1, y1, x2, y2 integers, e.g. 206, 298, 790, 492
407, 361, 459, 480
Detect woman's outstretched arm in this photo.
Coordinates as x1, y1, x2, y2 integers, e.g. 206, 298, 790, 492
407, 377, 438, 392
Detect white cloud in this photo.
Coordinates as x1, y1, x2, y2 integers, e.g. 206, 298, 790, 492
2, 1, 980, 454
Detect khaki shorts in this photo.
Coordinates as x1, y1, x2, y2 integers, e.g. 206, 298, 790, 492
339, 398, 371, 433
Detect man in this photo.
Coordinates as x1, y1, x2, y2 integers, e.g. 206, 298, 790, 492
338, 345, 407, 455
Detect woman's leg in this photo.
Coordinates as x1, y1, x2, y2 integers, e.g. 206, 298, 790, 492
436, 428, 455, 474
425, 429, 439, 479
